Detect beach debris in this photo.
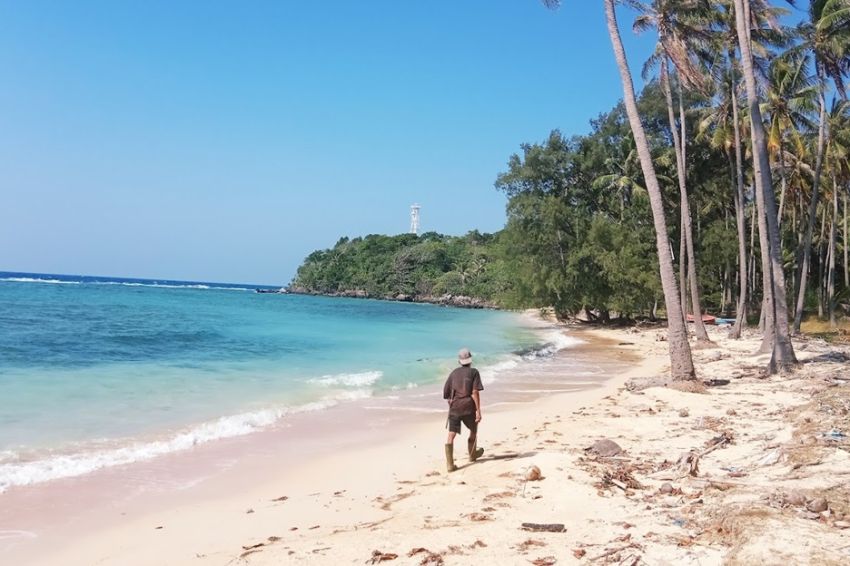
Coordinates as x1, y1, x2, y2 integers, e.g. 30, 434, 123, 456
245, 508, 254, 514
783, 490, 807, 507
530, 556, 556, 566
625, 376, 671, 392
271, 495, 289, 502
820, 429, 846, 441
407, 547, 444, 565
756, 448, 782, 467
516, 539, 546, 552
464, 512, 491, 522
483, 490, 515, 502
367, 550, 398, 563
678, 409, 690, 418
600, 468, 643, 491
572, 548, 587, 558
154, 526, 163, 530
834, 521, 850, 529
242, 542, 266, 551
726, 408, 738, 416
659, 482, 674, 494
586, 439, 623, 458
676, 451, 700, 477
807, 497, 829, 513
588, 542, 642, 562
525, 465, 543, 481
520, 523, 566, 533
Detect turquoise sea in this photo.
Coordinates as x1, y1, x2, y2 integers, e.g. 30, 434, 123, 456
0, 271, 557, 492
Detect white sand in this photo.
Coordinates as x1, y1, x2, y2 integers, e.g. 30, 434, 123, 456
8, 323, 850, 565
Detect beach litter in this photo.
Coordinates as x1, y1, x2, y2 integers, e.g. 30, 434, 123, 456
521, 523, 566, 533
367, 550, 398, 563
407, 547, 444, 565
586, 439, 623, 457
524, 465, 543, 481
820, 429, 846, 441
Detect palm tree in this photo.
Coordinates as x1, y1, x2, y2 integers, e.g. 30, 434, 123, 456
732, 0, 798, 373
824, 99, 850, 326
762, 50, 818, 225
633, 0, 713, 342
697, 63, 751, 338
792, 0, 850, 333
544, 0, 696, 380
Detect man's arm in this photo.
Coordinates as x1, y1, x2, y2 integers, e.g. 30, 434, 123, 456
443, 376, 452, 404
472, 389, 482, 422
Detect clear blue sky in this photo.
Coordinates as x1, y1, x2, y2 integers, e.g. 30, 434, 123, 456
0, 0, 658, 285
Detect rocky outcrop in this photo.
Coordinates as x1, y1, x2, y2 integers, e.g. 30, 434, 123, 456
285, 288, 497, 309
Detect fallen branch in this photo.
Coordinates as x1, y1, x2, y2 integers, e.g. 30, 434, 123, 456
589, 543, 641, 562
521, 523, 566, 533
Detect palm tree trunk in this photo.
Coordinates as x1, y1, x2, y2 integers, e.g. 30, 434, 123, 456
604, 0, 695, 380
733, 0, 797, 373
777, 141, 789, 226
842, 193, 850, 289
677, 83, 709, 341
680, 215, 688, 328
829, 177, 837, 328
729, 71, 748, 338
749, 200, 757, 311
793, 83, 827, 333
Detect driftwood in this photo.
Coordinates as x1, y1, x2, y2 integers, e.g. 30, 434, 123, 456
521, 523, 567, 533
589, 542, 641, 562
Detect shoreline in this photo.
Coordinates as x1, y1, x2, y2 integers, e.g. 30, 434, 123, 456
0, 304, 543, 496
7, 323, 848, 564
1, 315, 622, 564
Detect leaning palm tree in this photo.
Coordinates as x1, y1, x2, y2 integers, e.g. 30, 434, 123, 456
544, 0, 696, 380
732, 0, 798, 373
633, 0, 714, 342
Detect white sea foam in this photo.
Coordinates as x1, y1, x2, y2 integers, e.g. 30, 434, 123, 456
0, 277, 252, 291
0, 396, 356, 493
521, 329, 584, 360
310, 370, 383, 387
96, 282, 236, 290
0, 277, 80, 284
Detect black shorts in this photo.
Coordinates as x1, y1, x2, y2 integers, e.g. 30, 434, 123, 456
447, 413, 478, 434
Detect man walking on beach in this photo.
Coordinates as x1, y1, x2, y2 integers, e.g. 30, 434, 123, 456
443, 347, 484, 472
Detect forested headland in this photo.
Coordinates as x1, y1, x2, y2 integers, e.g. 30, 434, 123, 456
292, 0, 850, 379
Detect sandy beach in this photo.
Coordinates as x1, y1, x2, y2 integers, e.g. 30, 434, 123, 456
4, 321, 850, 565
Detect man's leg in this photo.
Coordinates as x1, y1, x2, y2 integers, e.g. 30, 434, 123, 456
464, 416, 484, 462
445, 419, 459, 473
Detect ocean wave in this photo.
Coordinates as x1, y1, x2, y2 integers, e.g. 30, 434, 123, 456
0, 395, 358, 493
97, 281, 211, 290
0, 277, 80, 285
0, 277, 253, 291
516, 329, 583, 360
310, 370, 383, 387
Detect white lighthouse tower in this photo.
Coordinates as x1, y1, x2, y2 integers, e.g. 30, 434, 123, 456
409, 203, 421, 235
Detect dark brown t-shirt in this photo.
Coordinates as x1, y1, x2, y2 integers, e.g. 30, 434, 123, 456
443, 366, 483, 416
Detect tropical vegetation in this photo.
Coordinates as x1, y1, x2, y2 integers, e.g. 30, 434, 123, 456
294, 0, 850, 379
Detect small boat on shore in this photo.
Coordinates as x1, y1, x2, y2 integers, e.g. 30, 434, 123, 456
686, 313, 716, 325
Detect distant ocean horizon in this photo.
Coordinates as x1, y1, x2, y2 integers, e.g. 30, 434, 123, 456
0, 271, 574, 493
